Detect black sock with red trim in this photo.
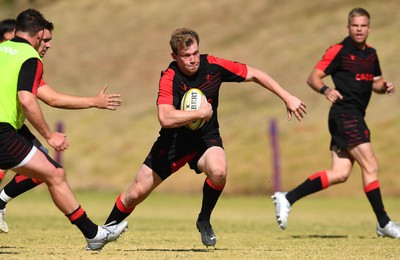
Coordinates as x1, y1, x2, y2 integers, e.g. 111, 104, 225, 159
0, 174, 41, 209
198, 178, 224, 222
104, 194, 134, 225
66, 206, 98, 239
286, 171, 329, 205
364, 180, 390, 228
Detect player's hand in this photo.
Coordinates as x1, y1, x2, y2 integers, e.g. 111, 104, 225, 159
199, 95, 213, 122
285, 95, 307, 121
324, 88, 343, 103
47, 132, 69, 152
95, 84, 122, 110
382, 81, 395, 95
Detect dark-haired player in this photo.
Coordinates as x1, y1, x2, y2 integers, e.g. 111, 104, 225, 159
0, 18, 123, 237
0, 18, 15, 42
0, 8, 127, 249
0, 18, 16, 182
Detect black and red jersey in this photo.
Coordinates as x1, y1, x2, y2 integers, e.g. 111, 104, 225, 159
157, 54, 247, 136
316, 36, 381, 116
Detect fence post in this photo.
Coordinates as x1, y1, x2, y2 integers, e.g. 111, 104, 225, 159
269, 118, 281, 192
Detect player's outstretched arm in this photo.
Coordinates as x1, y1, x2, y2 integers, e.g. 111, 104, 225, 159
245, 65, 306, 121
37, 84, 122, 110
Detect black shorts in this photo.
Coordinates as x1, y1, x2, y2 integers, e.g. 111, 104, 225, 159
0, 123, 35, 169
143, 130, 224, 180
0, 123, 57, 169
328, 111, 370, 150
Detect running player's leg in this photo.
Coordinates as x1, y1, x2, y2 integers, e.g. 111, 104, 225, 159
196, 146, 227, 247
0, 174, 41, 211
349, 143, 400, 238
0, 132, 48, 216
0, 136, 48, 233
272, 148, 354, 230
105, 164, 163, 225
13, 148, 128, 248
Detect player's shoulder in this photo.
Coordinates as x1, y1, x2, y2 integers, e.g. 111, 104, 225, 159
160, 64, 177, 80
325, 42, 345, 54
205, 54, 229, 64
365, 43, 377, 53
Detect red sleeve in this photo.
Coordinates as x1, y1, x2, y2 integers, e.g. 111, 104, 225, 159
207, 55, 247, 79
157, 68, 175, 105
17, 58, 44, 96
39, 77, 47, 88
315, 44, 343, 73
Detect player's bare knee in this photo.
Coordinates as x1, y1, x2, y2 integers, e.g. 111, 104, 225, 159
122, 193, 136, 208
330, 170, 350, 183
363, 165, 379, 178
46, 167, 67, 185
125, 184, 149, 206
207, 167, 226, 185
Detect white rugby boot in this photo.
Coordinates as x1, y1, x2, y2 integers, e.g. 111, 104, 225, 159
85, 220, 128, 250
271, 192, 291, 230
0, 208, 8, 233
376, 221, 400, 238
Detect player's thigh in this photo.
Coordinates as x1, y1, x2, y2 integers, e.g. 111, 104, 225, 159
348, 142, 378, 173
127, 164, 163, 197
13, 148, 60, 182
197, 146, 227, 177
331, 148, 353, 172
329, 148, 354, 182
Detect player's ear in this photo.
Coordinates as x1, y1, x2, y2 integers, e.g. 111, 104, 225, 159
171, 52, 177, 61
37, 29, 44, 39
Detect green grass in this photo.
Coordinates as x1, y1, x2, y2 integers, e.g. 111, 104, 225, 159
1, 2, 399, 257
1, 190, 399, 259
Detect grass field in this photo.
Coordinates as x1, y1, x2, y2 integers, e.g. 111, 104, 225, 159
0, 1, 400, 257
0, 190, 399, 259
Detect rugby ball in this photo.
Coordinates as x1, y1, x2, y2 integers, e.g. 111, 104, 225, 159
180, 88, 206, 130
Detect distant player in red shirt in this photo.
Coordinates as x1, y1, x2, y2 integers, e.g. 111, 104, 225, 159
272, 7, 400, 238
103, 27, 307, 247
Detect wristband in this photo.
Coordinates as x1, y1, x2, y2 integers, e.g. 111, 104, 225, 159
319, 85, 329, 94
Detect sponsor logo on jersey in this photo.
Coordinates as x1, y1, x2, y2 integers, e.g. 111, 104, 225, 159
355, 73, 374, 81
0, 46, 18, 55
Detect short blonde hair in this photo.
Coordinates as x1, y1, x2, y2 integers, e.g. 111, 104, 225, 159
348, 7, 370, 25
169, 28, 199, 54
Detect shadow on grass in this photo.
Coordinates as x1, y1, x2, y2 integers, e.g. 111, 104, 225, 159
0, 245, 19, 255
122, 247, 282, 253
123, 248, 216, 253
122, 247, 262, 253
290, 235, 348, 239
